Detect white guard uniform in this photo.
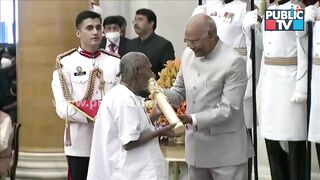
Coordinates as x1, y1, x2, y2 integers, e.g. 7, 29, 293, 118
51, 47, 120, 157
192, 0, 254, 128
87, 84, 166, 180
257, 1, 308, 141
309, 6, 320, 143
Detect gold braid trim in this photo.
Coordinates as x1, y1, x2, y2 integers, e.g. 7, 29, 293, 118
55, 48, 105, 101
55, 48, 105, 146
83, 68, 105, 100
55, 49, 76, 101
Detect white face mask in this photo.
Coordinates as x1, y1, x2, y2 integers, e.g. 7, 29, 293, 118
1, 57, 12, 68
105, 31, 120, 43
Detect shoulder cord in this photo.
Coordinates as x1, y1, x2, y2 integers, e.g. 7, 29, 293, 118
55, 56, 105, 146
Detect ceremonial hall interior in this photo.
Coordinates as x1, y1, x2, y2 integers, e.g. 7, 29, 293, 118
0, 0, 320, 180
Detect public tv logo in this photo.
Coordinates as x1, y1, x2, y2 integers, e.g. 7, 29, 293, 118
265, 5, 304, 31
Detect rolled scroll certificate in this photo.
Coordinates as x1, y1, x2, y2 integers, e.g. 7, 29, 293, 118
147, 77, 185, 136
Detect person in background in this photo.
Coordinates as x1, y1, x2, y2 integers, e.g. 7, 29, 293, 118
0, 45, 17, 123
116, 15, 129, 40
100, 16, 129, 57
126, 8, 175, 78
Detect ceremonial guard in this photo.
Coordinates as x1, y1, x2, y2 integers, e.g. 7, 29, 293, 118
244, 1, 308, 179
51, 11, 120, 180
305, 1, 320, 169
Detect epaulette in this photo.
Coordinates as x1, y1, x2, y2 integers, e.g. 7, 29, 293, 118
56, 48, 77, 62
53, 48, 76, 71
99, 49, 120, 59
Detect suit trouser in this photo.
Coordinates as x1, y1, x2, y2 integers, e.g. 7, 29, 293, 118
265, 139, 306, 180
188, 162, 248, 180
66, 156, 89, 180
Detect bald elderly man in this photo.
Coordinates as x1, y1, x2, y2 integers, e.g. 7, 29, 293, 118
87, 52, 175, 180
164, 14, 254, 180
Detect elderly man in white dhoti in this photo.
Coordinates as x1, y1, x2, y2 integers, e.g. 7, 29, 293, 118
87, 52, 175, 180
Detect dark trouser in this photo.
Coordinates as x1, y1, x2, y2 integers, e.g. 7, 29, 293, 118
316, 143, 320, 170
265, 139, 306, 180
66, 156, 89, 180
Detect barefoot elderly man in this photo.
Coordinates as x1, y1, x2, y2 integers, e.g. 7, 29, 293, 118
87, 52, 175, 180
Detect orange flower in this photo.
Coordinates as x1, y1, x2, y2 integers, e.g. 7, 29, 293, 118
152, 59, 186, 127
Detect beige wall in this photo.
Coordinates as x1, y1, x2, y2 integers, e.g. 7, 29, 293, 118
17, 0, 89, 152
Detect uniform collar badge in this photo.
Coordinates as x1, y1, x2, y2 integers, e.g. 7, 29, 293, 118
78, 47, 101, 59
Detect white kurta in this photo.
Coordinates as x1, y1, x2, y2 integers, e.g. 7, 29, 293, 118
257, 2, 308, 141
87, 84, 166, 180
192, 0, 254, 128
51, 48, 120, 157
309, 6, 320, 143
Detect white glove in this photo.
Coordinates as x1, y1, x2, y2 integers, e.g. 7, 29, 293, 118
305, 5, 317, 22
290, 91, 307, 103
0, 57, 12, 68
242, 9, 258, 34
91, 5, 102, 15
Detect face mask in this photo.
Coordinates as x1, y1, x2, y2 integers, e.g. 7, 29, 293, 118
1, 57, 12, 68
105, 31, 120, 43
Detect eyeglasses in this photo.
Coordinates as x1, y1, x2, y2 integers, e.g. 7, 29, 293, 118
184, 33, 209, 47
184, 33, 211, 47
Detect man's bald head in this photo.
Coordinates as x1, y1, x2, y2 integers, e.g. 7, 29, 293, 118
186, 14, 217, 37
184, 14, 219, 57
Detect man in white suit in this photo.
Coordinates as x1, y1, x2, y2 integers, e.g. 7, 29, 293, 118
164, 14, 254, 180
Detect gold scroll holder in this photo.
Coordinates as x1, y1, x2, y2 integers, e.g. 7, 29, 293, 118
148, 77, 185, 136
